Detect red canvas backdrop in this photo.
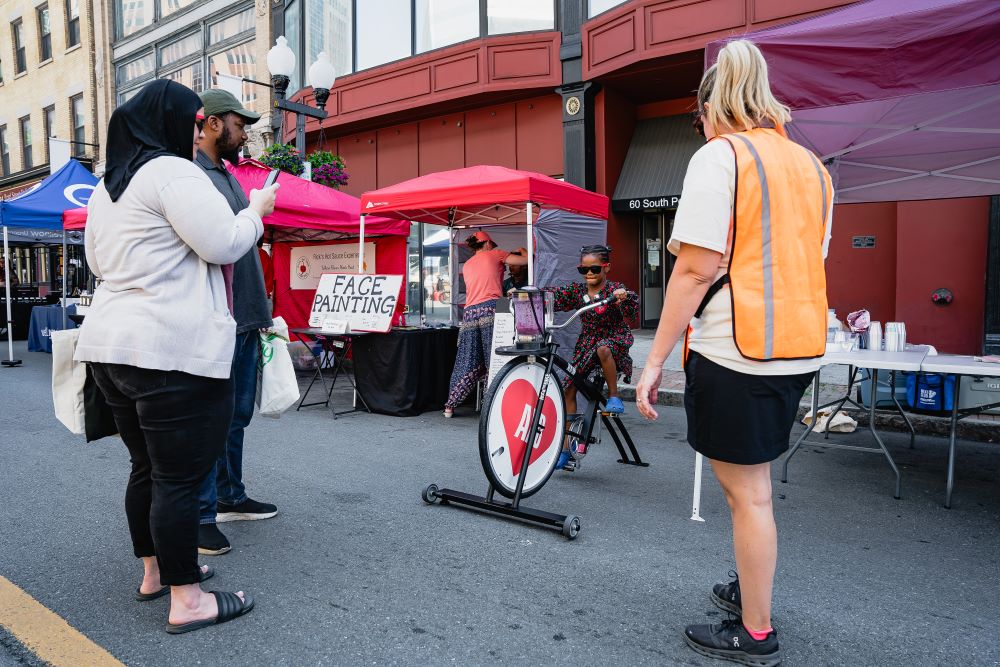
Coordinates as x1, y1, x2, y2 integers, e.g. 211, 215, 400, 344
271, 236, 408, 330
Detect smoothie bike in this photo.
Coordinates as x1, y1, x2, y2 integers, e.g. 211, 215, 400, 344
422, 288, 646, 540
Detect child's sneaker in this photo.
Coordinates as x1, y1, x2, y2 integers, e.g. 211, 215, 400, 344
605, 396, 625, 414
555, 451, 572, 470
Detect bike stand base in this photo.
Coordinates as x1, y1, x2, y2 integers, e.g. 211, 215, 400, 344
601, 414, 649, 467
422, 485, 581, 540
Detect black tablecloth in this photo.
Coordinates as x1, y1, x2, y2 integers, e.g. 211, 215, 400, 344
1, 300, 38, 340
352, 327, 458, 417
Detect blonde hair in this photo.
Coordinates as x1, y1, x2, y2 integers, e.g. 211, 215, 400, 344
697, 40, 790, 134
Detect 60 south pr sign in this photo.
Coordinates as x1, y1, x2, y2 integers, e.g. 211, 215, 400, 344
308, 273, 404, 333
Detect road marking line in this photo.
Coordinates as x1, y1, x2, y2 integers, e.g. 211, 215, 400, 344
0, 575, 124, 667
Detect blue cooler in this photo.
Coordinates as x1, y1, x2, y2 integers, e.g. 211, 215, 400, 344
857, 370, 908, 409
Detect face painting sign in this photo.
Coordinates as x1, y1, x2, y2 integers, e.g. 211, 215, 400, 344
290, 243, 377, 290
308, 273, 404, 333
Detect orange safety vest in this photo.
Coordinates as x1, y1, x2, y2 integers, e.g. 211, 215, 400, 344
688, 127, 833, 363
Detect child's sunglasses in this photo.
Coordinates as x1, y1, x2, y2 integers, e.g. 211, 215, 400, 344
577, 264, 607, 275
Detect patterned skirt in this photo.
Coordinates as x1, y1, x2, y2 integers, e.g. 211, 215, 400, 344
445, 299, 497, 409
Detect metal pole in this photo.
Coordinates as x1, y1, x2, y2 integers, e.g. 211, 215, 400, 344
296, 113, 306, 155
358, 215, 365, 273
61, 230, 67, 330
690, 452, 706, 522
2, 226, 22, 367
526, 202, 534, 285
448, 226, 455, 327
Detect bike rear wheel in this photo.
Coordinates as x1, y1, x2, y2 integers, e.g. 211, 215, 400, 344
479, 357, 566, 499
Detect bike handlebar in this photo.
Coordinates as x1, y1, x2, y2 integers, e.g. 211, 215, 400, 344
548, 295, 619, 331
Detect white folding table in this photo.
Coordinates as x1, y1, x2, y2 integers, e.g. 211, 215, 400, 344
780, 348, 929, 499
917, 354, 1000, 508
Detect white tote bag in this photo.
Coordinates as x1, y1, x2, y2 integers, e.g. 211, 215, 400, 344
256, 316, 299, 417
51, 329, 87, 434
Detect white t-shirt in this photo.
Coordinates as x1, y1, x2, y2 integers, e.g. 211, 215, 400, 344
668, 139, 833, 376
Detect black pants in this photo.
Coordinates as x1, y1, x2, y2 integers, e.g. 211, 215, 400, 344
92, 363, 234, 585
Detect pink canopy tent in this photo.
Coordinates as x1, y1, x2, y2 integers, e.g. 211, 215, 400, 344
359, 165, 609, 284
707, 0, 1000, 203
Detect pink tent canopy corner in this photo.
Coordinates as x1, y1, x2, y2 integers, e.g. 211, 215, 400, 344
706, 0, 1000, 203
63, 207, 87, 230
359, 165, 609, 225
229, 159, 407, 240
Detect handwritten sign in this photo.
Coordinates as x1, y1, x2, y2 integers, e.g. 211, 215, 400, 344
291, 243, 376, 290
308, 273, 403, 333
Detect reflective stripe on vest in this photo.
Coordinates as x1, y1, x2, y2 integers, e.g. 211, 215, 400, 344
718, 128, 833, 361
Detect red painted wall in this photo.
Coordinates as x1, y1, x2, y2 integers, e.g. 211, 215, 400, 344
825, 202, 897, 325
895, 198, 989, 354
319, 94, 563, 198
595, 88, 639, 296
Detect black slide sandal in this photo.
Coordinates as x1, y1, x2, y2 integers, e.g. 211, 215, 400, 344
135, 566, 215, 602
165, 591, 254, 635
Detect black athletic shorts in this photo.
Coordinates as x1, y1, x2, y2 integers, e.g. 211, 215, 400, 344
684, 351, 814, 465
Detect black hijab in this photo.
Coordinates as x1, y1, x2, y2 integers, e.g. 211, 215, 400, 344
103, 79, 203, 202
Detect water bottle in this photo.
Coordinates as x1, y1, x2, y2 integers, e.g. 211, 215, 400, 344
827, 309, 840, 343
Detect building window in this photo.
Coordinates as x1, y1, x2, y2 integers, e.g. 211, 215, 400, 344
117, 52, 154, 87
43, 105, 55, 163
38, 4, 52, 61
0, 126, 9, 176
209, 7, 254, 45
487, 0, 555, 35
66, 0, 80, 47
160, 0, 196, 20
282, 0, 302, 92
209, 42, 257, 110
19, 116, 32, 170
117, 0, 154, 39
305, 0, 351, 82
415, 0, 479, 54
161, 62, 203, 93
71, 95, 85, 157
588, 0, 628, 17
159, 31, 202, 68
356, 0, 410, 71
12, 20, 26, 74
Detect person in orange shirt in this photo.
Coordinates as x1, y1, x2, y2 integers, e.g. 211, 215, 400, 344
443, 231, 526, 418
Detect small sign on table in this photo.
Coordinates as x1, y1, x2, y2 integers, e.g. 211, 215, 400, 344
308, 273, 403, 333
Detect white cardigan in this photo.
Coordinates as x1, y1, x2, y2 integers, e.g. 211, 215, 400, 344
75, 156, 263, 378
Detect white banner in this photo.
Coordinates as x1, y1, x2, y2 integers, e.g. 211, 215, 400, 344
290, 243, 376, 290
308, 273, 403, 333
487, 299, 516, 387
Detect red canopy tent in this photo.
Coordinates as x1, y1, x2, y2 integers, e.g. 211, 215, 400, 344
61, 160, 410, 329
359, 165, 609, 284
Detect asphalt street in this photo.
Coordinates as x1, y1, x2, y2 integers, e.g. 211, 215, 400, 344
1, 341, 999, 666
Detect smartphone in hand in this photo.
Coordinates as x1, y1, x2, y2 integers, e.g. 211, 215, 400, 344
263, 169, 280, 188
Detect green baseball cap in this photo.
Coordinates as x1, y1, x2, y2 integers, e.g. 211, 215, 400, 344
199, 88, 262, 122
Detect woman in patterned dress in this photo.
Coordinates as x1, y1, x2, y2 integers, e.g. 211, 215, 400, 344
547, 244, 639, 418
443, 231, 527, 417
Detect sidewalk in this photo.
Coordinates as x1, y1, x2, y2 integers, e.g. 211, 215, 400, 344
620, 330, 1000, 443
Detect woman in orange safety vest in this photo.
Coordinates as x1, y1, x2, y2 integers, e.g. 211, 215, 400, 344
634, 39, 833, 666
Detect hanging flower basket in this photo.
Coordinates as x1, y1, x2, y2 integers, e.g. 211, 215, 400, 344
260, 143, 305, 176
307, 150, 349, 190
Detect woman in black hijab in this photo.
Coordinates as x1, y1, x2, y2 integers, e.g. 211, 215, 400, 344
77, 79, 277, 634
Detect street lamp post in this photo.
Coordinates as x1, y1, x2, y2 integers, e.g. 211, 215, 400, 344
266, 38, 336, 152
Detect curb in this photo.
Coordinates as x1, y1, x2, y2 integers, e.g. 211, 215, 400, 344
618, 386, 999, 444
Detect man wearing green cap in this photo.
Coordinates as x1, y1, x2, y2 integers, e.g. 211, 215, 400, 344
194, 88, 277, 556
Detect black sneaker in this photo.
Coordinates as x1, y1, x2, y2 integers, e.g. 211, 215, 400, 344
712, 572, 743, 615
197, 523, 231, 556
216, 498, 278, 523
684, 618, 781, 667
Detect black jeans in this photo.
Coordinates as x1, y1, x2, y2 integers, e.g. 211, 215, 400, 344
92, 363, 234, 585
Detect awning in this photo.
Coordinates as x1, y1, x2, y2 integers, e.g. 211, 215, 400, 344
612, 114, 705, 213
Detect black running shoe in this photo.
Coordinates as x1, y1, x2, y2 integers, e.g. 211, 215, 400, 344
712, 571, 743, 615
684, 618, 781, 667
216, 498, 278, 523
197, 523, 231, 556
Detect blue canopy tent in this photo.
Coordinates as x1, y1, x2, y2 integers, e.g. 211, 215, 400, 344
0, 159, 98, 366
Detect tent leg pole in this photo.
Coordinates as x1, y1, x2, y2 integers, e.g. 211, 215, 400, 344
2, 226, 22, 367
449, 227, 455, 327
526, 202, 534, 285
358, 215, 365, 273
62, 231, 68, 330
